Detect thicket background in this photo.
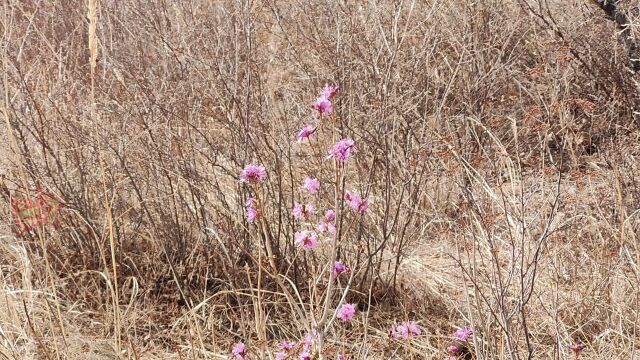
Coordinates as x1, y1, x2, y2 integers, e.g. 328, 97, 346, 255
1, 0, 639, 359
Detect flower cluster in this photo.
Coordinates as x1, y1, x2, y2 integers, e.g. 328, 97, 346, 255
453, 327, 473, 342
333, 260, 350, 276
444, 327, 474, 359
299, 331, 317, 360
292, 202, 316, 220
313, 84, 339, 118
274, 340, 297, 360
328, 138, 355, 161
317, 209, 336, 235
237, 84, 371, 360
295, 230, 318, 250
297, 124, 317, 142
344, 191, 368, 213
337, 303, 357, 322
390, 321, 421, 340
240, 164, 266, 183
303, 177, 320, 194
232, 342, 248, 360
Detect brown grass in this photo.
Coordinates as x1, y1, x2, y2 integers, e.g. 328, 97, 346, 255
0, 0, 639, 359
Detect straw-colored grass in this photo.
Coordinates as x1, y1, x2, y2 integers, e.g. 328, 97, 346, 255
1, 0, 639, 359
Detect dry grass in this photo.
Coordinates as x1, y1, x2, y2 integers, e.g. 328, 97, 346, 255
1, 0, 639, 359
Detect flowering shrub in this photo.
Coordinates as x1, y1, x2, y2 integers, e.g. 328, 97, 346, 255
232, 84, 377, 358
227, 81, 446, 359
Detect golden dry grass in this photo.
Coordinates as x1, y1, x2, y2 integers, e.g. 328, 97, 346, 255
1, 0, 640, 359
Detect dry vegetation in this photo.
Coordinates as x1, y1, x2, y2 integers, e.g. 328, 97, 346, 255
1, 0, 640, 359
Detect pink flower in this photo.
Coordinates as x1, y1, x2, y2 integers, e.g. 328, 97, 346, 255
313, 97, 333, 117
240, 164, 266, 183
292, 202, 316, 220
318, 209, 336, 234
278, 341, 296, 351
321, 84, 340, 99
325, 209, 335, 222
391, 322, 421, 340
302, 331, 315, 351
447, 345, 459, 354
391, 323, 409, 340
297, 124, 317, 142
328, 138, 355, 161
336, 303, 356, 322
333, 261, 350, 276
344, 191, 368, 212
232, 342, 248, 360
569, 343, 585, 355
299, 351, 311, 360
317, 221, 336, 235
294, 230, 318, 250
406, 321, 421, 336
453, 327, 473, 342
245, 197, 257, 223
275, 352, 287, 360
336, 355, 350, 360
303, 177, 320, 194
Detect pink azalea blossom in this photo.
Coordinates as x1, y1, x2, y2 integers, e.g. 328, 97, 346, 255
328, 138, 355, 161
240, 164, 267, 183
391, 323, 409, 340
245, 197, 257, 223
344, 191, 368, 212
278, 341, 296, 351
302, 331, 315, 351
406, 321, 421, 336
336, 303, 356, 322
453, 327, 473, 342
318, 209, 336, 234
569, 343, 585, 355
292, 202, 316, 219
317, 220, 336, 235
303, 177, 320, 194
294, 230, 318, 250
391, 321, 421, 340
333, 261, 350, 276
232, 342, 248, 360
313, 97, 333, 117
324, 209, 335, 222
297, 124, 317, 142
321, 84, 340, 99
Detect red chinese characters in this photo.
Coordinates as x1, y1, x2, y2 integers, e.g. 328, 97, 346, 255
11, 189, 63, 235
